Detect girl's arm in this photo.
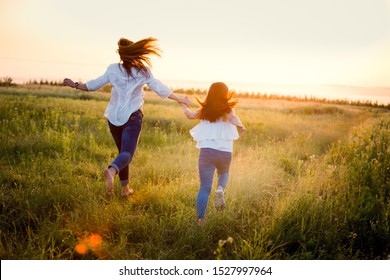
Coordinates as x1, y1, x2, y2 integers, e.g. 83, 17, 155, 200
181, 104, 200, 119
226, 109, 246, 133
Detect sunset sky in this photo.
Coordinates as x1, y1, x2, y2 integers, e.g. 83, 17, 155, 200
1, 0, 390, 97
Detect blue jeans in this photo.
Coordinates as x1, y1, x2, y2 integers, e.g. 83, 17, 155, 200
108, 110, 143, 186
197, 148, 232, 219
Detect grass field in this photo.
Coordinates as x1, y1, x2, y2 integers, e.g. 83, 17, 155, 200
0, 85, 389, 260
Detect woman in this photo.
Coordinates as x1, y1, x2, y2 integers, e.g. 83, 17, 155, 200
64, 37, 190, 197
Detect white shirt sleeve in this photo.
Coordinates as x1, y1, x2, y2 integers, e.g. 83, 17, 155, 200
86, 67, 110, 91
145, 69, 172, 99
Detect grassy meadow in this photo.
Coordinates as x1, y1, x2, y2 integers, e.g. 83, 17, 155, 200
0, 85, 389, 260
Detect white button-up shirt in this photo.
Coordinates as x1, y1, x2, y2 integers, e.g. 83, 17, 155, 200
86, 63, 172, 126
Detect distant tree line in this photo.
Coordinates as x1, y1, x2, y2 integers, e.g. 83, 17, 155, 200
0, 76, 16, 87
2, 76, 388, 109
23, 78, 113, 92
170, 87, 390, 110
24, 79, 64, 86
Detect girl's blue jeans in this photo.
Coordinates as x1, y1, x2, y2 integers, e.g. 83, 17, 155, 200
108, 110, 143, 186
197, 148, 232, 219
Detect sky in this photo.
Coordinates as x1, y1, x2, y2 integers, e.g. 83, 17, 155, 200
1, 0, 390, 100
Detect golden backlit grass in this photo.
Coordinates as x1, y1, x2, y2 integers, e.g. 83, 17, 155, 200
0, 85, 389, 259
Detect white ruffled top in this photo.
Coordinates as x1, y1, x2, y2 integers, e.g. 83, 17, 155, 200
190, 119, 239, 152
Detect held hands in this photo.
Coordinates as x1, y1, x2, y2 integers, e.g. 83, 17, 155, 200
179, 96, 191, 107
181, 103, 188, 110
168, 94, 191, 107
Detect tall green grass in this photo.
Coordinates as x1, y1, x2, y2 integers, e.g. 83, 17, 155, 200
0, 85, 389, 259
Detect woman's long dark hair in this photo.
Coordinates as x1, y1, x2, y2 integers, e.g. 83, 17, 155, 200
117, 37, 161, 78
196, 82, 238, 122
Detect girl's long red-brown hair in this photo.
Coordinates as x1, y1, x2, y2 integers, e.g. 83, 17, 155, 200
117, 37, 161, 78
196, 82, 238, 122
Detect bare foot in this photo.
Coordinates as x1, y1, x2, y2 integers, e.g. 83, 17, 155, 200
121, 186, 134, 197
103, 168, 115, 196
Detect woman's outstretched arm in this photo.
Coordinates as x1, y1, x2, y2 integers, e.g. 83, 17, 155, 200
63, 78, 89, 91
168, 93, 191, 107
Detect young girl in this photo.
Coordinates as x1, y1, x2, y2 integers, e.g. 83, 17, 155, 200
182, 82, 246, 225
64, 37, 190, 197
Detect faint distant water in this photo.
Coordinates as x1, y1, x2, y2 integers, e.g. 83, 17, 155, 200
164, 80, 390, 105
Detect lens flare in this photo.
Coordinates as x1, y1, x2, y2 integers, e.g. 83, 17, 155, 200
88, 233, 102, 249
75, 233, 103, 256
75, 243, 88, 255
